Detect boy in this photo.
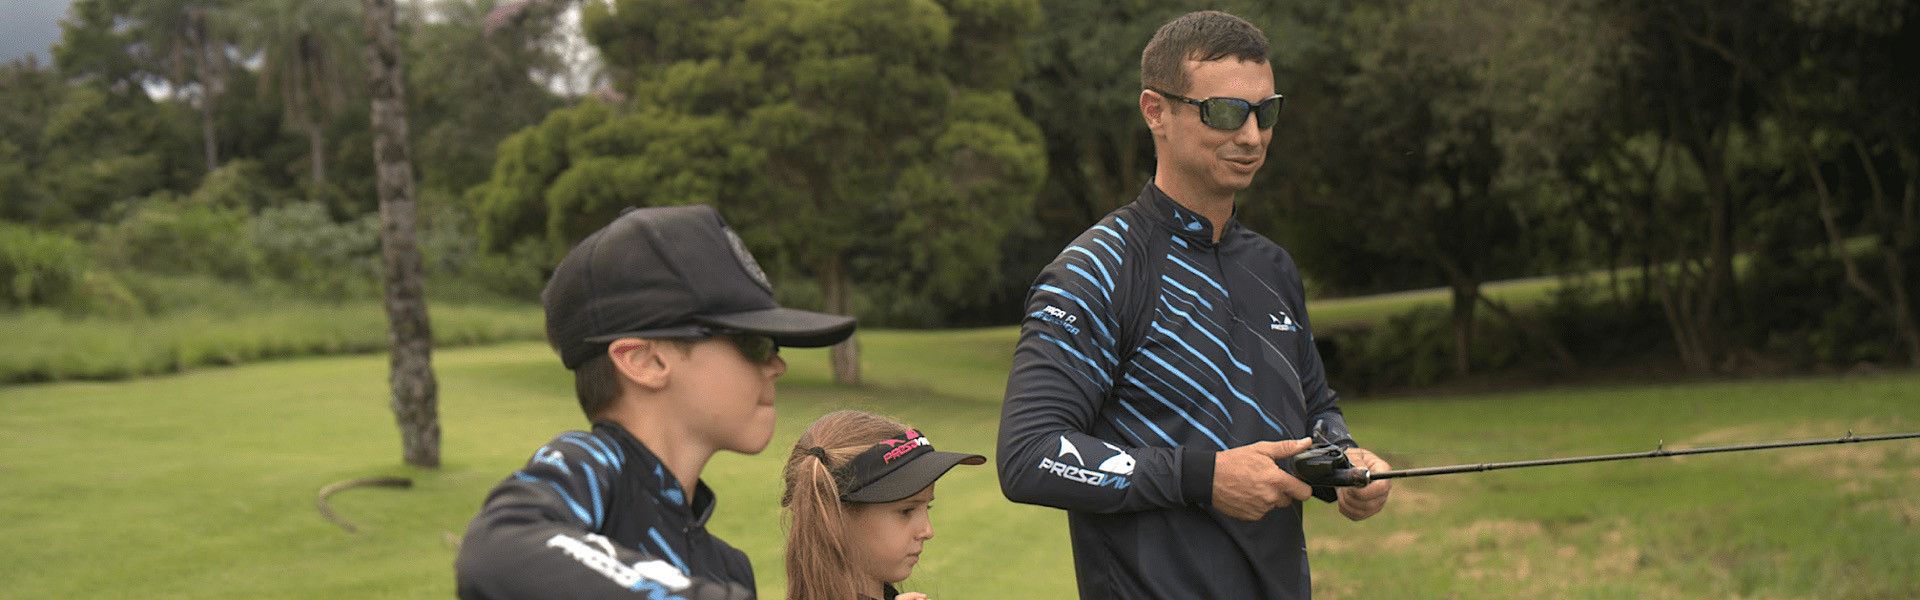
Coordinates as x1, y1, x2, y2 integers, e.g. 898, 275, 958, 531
456, 205, 857, 599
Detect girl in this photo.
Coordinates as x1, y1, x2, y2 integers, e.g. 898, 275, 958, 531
781, 410, 986, 600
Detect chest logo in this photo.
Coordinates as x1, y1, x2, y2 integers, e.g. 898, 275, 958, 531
1270, 311, 1301, 332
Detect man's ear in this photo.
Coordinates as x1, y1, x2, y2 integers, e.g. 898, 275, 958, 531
608, 338, 671, 391
1141, 89, 1167, 135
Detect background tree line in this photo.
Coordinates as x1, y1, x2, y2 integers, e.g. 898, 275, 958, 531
3, 0, 1916, 390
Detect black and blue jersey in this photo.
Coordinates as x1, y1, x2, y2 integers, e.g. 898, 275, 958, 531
456, 421, 756, 600
998, 183, 1355, 600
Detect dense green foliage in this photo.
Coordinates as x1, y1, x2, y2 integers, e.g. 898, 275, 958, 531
471, 0, 1046, 328
3, 0, 1918, 386
3, 335, 1916, 598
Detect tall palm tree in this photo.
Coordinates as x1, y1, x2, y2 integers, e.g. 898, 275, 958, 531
122, 0, 233, 173
363, 0, 438, 469
238, 0, 361, 200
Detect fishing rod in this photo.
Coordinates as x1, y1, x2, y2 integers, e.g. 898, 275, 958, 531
1287, 430, 1920, 488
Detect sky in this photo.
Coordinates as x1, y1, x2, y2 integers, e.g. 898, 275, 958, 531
0, 0, 600, 93
1, 0, 71, 66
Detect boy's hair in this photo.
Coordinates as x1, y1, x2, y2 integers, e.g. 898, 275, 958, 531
779, 410, 910, 600
571, 338, 693, 419
1141, 10, 1270, 95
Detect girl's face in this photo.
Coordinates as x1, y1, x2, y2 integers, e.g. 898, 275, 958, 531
849, 483, 937, 586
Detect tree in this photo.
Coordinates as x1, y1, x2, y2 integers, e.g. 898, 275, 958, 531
72, 0, 237, 174
476, 0, 1046, 384
1262, 0, 1603, 375
1573, 0, 1804, 374
1013, 0, 1166, 230
405, 0, 566, 197
363, 0, 438, 468
1775, 0, 1920, 366
237, 0, 363, 201
35, 0, 212, 223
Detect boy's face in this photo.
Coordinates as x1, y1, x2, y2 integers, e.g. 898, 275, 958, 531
850, 483, 936, 585
674, 335, 788, 454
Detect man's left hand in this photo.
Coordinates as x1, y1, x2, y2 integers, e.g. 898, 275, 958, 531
1335, 447, 1391, 521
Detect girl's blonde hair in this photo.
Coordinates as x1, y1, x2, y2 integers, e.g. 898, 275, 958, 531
780, 410, 910, 600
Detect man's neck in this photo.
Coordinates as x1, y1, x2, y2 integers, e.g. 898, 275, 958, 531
1153, 174, 1235, 243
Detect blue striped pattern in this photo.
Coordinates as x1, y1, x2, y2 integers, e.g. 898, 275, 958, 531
647, 527, 690, 574
1034, 214, 1295, 453
516, 431, 636, 530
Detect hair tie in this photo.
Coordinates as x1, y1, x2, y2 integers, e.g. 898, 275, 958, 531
806, 446, 831, 466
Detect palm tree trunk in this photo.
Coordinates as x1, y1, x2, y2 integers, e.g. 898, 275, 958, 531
364, 0, 438, 468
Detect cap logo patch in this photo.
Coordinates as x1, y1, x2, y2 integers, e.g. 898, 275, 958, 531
882, 430, 930, 463
722, 227, 773, 293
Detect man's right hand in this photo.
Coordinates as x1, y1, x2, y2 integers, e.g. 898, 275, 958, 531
1211, 439, 1315, 521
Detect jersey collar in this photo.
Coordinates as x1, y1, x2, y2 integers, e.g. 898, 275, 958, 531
594, 420, 721, 527
1141, 180, 1237, 245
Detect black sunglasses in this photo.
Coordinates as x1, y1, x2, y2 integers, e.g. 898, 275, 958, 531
1147, 87, 1285, 130
593, 324, 780, 364
719, 332, 779, 364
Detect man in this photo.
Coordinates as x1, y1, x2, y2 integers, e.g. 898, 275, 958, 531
456, 205, 857, 599
996, 11, 1392, 599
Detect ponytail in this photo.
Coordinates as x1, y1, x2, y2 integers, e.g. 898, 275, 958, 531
781, 410, 909, 600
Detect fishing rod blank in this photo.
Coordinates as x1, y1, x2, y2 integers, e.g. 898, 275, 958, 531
1289, 431, 1920, 488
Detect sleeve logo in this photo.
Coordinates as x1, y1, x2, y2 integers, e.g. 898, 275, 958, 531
546, 533, 692, 593
1031, 304, 1081, 335
1037, 436, 1133, 490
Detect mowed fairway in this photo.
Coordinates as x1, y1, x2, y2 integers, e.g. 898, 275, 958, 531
2, 329, 1916, 599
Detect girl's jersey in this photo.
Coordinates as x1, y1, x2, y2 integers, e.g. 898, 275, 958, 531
997, 183, 1354, 600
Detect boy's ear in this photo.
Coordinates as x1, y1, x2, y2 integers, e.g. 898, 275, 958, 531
608, 338, 671, 391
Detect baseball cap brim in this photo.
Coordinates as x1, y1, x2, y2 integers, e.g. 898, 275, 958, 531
698, 307, 857, 348
842, 450, 987, 504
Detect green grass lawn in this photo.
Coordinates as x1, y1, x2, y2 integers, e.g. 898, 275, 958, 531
3, 329, 1916, 599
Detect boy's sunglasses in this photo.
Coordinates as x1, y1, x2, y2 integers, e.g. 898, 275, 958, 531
594, 324, 781, 364
1147, 87, 1285, 131
719, 332, 779, 364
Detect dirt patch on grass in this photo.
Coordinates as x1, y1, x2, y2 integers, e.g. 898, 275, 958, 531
1682, 418, 1913, 447
1679, 419, 1919, 488
1446, 518, 1694, 598
1309, 529, 1422, 555
1381, 485, 1445, 515
1858, 495, 1920, 527
1449, 518, 1546, 545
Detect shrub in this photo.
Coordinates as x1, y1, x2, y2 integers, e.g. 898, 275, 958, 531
0, 222, 89, 308
91, 193, 263, 281
1738, 249, 1905, 368
249, 201, 381, 298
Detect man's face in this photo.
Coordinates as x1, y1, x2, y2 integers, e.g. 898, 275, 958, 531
1147, 58, 1276, 202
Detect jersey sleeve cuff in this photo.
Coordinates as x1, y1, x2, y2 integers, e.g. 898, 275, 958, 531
1179, 446, 1215, 505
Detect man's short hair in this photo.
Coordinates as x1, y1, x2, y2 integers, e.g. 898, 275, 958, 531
1141, 11, 1271, 95
572, 338, 693, 419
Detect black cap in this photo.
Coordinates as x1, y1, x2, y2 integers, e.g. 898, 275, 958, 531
543, 205, 857, 369
839, 428, 986, 503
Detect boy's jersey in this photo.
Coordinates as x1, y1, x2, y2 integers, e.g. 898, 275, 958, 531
997, 183, 1354, 599
457, 421, 756, 600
